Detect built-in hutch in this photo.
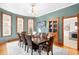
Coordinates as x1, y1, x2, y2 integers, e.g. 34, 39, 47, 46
48, 18, 59, 45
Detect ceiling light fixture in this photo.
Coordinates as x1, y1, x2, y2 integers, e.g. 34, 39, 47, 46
31, 4, 37, 16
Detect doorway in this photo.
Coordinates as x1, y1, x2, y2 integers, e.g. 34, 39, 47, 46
63, 16, 79, 50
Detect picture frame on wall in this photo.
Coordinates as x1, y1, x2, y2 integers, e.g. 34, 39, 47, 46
2, 13, 12, 36
37, 21, 46, 28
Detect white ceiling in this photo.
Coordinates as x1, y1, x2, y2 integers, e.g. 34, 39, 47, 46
0, 3, 76, 17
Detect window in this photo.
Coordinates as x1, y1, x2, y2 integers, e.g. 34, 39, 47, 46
28, 19, 34, 34
2, 13, 12, 36
17, 17, 24, 33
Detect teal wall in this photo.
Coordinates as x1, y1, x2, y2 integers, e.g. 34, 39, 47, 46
0, 8, 35, 42
35, 3, 79, 43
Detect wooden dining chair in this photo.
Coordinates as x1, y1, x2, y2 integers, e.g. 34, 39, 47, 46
21, 32, 28, 51
38, 36, 54, 55
25, 35, 39, 55
42, 33, 48, 40
17, 33, 23, 47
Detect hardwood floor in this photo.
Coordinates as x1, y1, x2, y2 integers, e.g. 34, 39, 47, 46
0, 43, 7, 55
0, 38, 18, 55
64, 46, 79, 55
0, 41, 79, 55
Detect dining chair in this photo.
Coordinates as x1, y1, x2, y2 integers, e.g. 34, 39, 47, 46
25, 35, 39, 55
42, 33, 48, 40
21, 32, 28, 51
17, 33, 23, 47
38, 36, 54, 55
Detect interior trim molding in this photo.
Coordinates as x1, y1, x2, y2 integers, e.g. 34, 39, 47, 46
62, 14, 79, 51
0, 38, 18, 45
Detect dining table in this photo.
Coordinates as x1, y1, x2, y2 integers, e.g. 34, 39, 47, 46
27, 33, 54, 55
32, 35, 54, 55
32, 36, 48, 45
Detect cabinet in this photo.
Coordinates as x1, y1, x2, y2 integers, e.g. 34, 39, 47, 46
48, 18, 59, 45
52, 18, 58, 45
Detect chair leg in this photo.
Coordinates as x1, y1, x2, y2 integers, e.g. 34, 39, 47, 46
47, 51, 49, 55
38, 46, 42, 55
18, 41, 21, 47
25, 45, 26, 51
51, 49, 53, 55
20, 42, 21, 47
18, 42, 21, 47
38, 50, 41, 55
47, 47, 49, 55
22, 42, 24, 48
51, 47, 53, 55
31, 49, 33, 55
27, 46, 29, 53
51, 51, 53, 55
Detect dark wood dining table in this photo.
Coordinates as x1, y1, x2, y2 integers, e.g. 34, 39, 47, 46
32, 36, 54, 55
27, 34, 49, 44
32, 36, 48, 44
27, 34, 54, 55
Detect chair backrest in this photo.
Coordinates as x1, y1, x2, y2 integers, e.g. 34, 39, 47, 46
21, 33, 26, 41
25, 35, 32, 46
42, 33, 48, 40
17, 33, 21, 40
21, 31, 26, 34
48, 36, 54, 47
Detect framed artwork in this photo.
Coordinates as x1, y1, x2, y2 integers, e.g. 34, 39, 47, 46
16, 17, 24, 33
37, 21, 46, 28
2, 13, 12, 36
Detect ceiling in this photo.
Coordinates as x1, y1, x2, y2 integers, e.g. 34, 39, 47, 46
0, 3, 76, 17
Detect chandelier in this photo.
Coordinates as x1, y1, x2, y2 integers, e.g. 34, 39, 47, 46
31, 4, 37, 16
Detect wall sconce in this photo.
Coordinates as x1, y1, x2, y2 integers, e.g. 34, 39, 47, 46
75, 22, 77, 31
75, 26, 77, 30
